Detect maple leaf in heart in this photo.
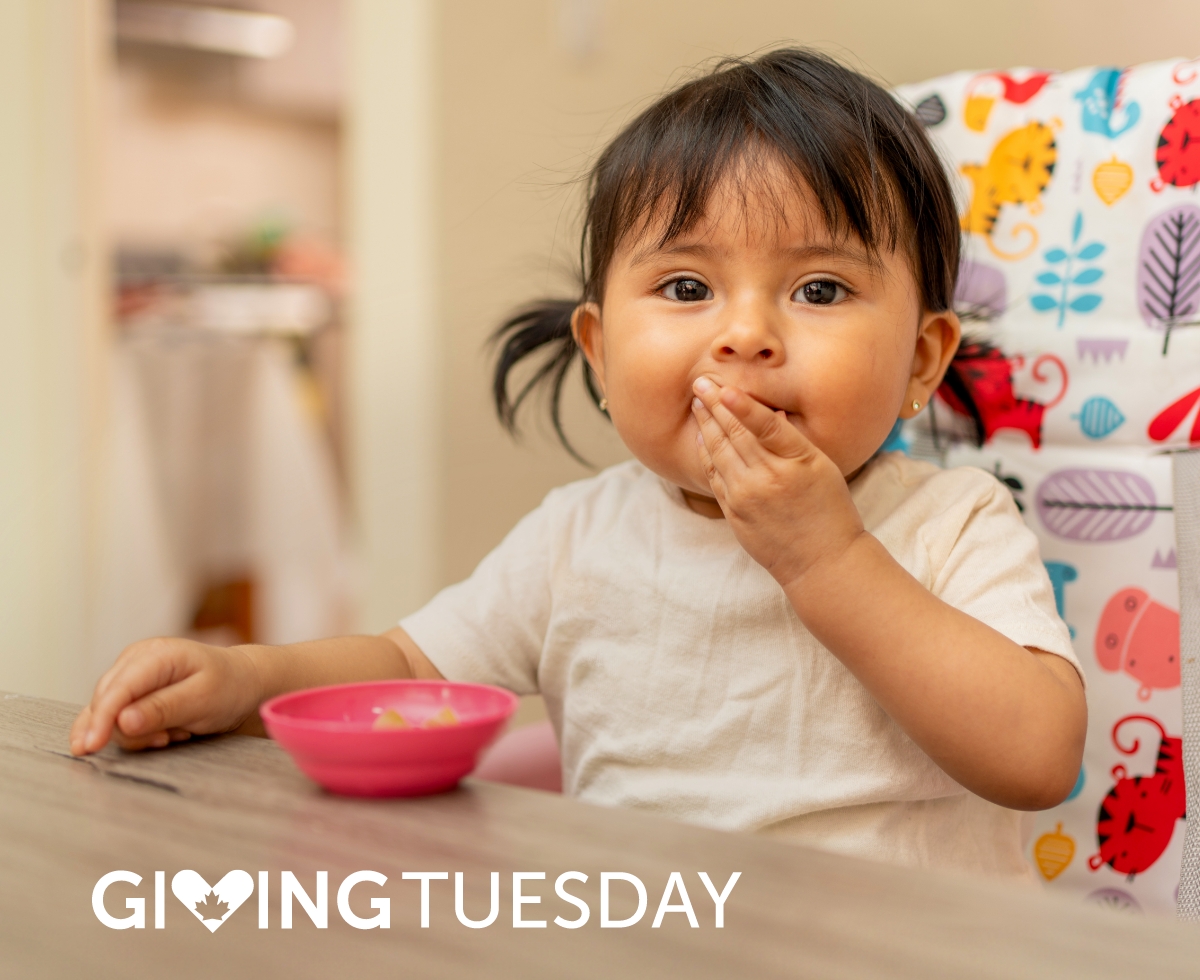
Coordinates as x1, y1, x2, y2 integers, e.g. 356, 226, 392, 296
194, 890, 230, 921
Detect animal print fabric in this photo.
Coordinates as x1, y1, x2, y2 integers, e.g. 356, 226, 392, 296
893, 59, 1200, 916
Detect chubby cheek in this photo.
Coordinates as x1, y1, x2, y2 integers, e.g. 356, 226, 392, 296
603, 348, 704, 487
797, 343, 909, 473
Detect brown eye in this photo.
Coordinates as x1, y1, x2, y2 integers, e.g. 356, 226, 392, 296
664, 279, 710, 302
797, 280, 843, 305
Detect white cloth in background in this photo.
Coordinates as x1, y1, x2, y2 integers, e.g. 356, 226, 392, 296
402, 454, 1079, 878
90, 330, 351, 683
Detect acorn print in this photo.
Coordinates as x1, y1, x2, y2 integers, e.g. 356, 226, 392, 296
1092, 156, 1133, 205
1034, 822, 1076, 880
1072, 396, 1126, 439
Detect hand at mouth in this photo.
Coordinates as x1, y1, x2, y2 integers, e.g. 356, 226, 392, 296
690, 374, 863, 589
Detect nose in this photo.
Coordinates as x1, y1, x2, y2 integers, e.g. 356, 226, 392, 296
710, 303, 785, 365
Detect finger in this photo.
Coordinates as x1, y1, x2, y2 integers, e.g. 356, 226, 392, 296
69, 706, 93, 755
115, 670, 219, 741
91, 643, 145, 704
113, 729, 172, 752
693, 379, 771, 466
717, 386, 811, 460
82, 645, 194, 753
694, 427, 729, 503
692, 393, 749, 473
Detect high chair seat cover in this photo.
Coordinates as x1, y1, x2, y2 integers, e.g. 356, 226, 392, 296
894, 58, 1200, 916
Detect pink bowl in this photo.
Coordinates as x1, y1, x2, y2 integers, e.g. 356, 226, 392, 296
260, 680, 518, 797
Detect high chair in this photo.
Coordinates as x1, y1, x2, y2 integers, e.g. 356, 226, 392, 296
893, 57, 1200, 917
476, 56, 1200, 918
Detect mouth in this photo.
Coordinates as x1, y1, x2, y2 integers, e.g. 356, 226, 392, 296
692, 378, 795, 418
744, 394, 793, 417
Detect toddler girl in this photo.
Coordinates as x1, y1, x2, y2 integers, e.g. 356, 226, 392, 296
71, 49, 1086, 880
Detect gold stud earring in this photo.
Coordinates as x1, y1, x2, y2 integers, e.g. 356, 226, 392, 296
599, 397, 608, 412
912, 399, 921, 411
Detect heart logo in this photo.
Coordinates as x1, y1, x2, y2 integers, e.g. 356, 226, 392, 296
171, 870, 254, 932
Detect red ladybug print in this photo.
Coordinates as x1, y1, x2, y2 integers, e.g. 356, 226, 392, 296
937, 344, 1067, 449
1089, 715, 1185, 879
1152, 96, 1200, 192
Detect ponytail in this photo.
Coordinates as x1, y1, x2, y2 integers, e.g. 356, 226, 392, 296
490, 299, 606, 464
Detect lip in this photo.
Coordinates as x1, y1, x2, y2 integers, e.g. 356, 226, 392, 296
692, 377, 795, 417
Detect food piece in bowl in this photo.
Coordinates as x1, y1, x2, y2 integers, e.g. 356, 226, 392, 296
371, 708, 411, 731
422, 706, 459, 728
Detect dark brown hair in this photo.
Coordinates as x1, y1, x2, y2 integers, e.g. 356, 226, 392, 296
492, 47, 969, 459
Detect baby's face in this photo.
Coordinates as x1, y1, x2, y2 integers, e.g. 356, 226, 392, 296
575, 175, 956, 506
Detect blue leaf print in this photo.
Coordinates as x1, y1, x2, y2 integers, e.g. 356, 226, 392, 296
1030, 211, 1107, 327
1072, 396, 1126, 439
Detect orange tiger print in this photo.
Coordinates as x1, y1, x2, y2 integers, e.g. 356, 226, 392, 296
960, 121, 1058, 261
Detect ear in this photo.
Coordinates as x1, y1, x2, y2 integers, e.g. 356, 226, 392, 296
901, 309, 961, 419
571, 301, 606, 393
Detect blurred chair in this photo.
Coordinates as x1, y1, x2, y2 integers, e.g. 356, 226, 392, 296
473, 719, 562, 793
894, 58, 1200, 917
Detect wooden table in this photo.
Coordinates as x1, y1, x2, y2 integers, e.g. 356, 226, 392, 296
3, 692, 1200, 979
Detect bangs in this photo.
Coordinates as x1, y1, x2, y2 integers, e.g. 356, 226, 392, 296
605, 138, 904, 268
582, 50, 958, 313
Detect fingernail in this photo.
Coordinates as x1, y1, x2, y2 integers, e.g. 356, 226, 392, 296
693, 377, 713, 394
692, 397, 704, 412
123, 707, 142, 732
84, 730, 97, 751
695, 431, 704, 445
151, 733, 169, 749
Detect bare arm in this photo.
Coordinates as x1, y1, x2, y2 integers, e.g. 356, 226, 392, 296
692, 378, 1086, 810
70, 627, 442, 755
783, 532, 1084, 809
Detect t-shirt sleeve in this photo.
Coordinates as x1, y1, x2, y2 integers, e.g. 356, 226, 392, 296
398, 499, 555, 695
927, 471, 1085, 686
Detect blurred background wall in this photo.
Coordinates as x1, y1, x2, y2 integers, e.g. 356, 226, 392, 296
0, 0, 1196, 701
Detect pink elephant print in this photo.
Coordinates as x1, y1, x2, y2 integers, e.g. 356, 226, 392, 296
1094, 588, 1180, 699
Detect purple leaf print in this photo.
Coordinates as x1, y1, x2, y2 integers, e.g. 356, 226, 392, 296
1138, 204, 1200, 353
954, 260, 1007, 319
1035, 469, 1166, 542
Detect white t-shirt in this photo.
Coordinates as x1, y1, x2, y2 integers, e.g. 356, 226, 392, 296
401, 453, 1081, 879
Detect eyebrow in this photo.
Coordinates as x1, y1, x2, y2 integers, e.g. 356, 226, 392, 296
628, 239, 874, 268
